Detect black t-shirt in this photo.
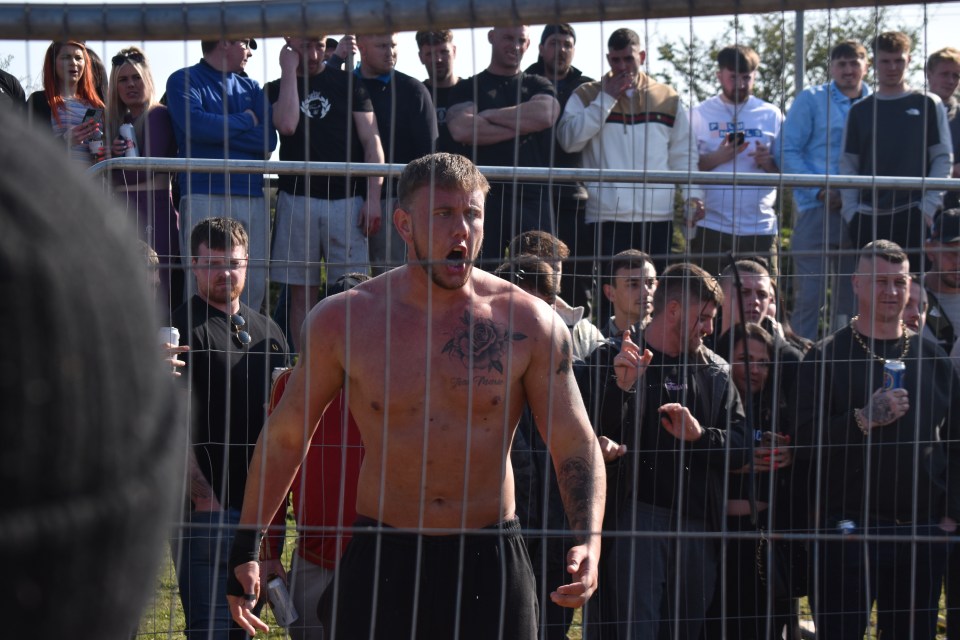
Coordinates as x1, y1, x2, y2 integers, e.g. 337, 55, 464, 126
524, 62, 593, 171
266, 68, 374, 200
173, 296, 289, 511
359, 69, 437, 200
844, 92, 946, 211
0, 69, 25, 113
792, 326, 960, 523
449, 70, 556, 169
425, 78, 469, 155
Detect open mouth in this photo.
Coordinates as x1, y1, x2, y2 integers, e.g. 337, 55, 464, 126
446, 247, 466, 264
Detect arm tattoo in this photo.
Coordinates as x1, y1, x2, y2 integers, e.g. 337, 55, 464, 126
557, 456, 596, 541
441, 310, 526, 374
556, 339, 572, 375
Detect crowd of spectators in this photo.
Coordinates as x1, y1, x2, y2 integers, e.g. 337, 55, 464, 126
5, 24, 960, 640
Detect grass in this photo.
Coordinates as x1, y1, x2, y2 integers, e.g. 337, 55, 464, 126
139, 544, 951, 640
136, 522, 297, 640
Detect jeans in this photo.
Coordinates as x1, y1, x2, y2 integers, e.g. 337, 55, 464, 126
813, 518, 949, 640
789, 204, 856, 341
171, 509, 253, 640
594, 501, 718, 640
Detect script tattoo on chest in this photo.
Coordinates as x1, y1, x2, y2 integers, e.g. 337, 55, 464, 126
441, 310, 527, 374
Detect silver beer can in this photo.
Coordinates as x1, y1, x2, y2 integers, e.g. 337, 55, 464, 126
119, 123, 139, 157
266, 575, 299, 628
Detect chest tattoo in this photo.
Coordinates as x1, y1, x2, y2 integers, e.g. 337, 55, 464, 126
441, 310, 526, 374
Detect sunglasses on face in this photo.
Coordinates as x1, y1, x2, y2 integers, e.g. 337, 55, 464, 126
112, 51, 146, 67
230, 313, 252, 348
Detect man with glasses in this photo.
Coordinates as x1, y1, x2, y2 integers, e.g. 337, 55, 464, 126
166, 38, 278, 312
171, 217, 289, 640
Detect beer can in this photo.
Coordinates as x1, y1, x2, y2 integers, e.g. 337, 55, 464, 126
158, 326, 180, 347
883, 359, 906, 390
266, 575, 298, 628
119, 123, 139, 157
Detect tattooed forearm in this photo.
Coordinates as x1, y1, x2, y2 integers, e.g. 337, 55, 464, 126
556, 339, 572, 375
557, 455, 597, 541
865, 394, 895, 426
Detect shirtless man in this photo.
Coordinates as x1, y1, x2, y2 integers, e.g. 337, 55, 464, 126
227, 152, 605, 640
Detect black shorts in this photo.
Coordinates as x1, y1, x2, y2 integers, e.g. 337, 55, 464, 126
318, 517, 538, 640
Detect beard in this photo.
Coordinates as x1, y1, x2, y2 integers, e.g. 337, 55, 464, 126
205, 279, 244, 305
411, 234, 474, 291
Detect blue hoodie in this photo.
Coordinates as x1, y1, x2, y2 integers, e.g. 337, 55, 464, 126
777, 80, 870, 212
166, 59, 277, 196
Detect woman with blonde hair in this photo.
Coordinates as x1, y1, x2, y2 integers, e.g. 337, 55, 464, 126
107, 46, 182, 309
27, 40, 105, 164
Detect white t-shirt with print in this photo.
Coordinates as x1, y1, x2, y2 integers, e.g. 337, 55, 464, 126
692, 94, 783, 236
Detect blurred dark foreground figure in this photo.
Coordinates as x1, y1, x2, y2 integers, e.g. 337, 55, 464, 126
0, 107, 183, 639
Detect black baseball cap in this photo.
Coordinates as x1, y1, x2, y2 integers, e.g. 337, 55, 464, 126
929, 208, 960, 243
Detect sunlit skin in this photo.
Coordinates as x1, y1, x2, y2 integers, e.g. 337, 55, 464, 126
681, 300, 717, 353
874, 48, 910, 95
851, 255, 910, 335
224, 40, 253, 75
928, 59, 960, 103
56, 44, 85, 96
115, 62, 146, 116
721, 273, 772, 335
358, 34, 398, 77
603, 264, 657, 331
192, 243, 247, 314
540, 33, 575, 80
228, 169, 607, 634
400, 186, 485, 291
419, 41, 457, 87
603, 45, 645, 99
488, 26, 530, 75
830, 55, 869, 97
285, 37, 326, 76
717, 66, 755, 104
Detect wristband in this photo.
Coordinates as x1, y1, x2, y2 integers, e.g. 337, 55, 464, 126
226, 528, 262, 597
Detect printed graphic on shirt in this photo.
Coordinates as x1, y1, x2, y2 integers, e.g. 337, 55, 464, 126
300, 91, 331, 120
707, 120, 764, 139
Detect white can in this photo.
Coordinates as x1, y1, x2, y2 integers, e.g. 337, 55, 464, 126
158, 326, 180, 347
119, 123, 139, 158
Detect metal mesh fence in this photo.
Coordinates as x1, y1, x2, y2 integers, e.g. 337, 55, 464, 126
6, 1, 960, 638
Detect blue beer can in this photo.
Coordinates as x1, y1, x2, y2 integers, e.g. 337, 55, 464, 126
883, 359, 906, 390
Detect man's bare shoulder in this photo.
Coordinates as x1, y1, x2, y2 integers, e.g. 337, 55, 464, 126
472, 269, 563, 329
305, 271, 405, 335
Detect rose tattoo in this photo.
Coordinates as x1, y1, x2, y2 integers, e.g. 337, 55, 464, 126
442, 310, 527, 374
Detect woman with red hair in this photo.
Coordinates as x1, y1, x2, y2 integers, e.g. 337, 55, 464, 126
27, 40, 105, 164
